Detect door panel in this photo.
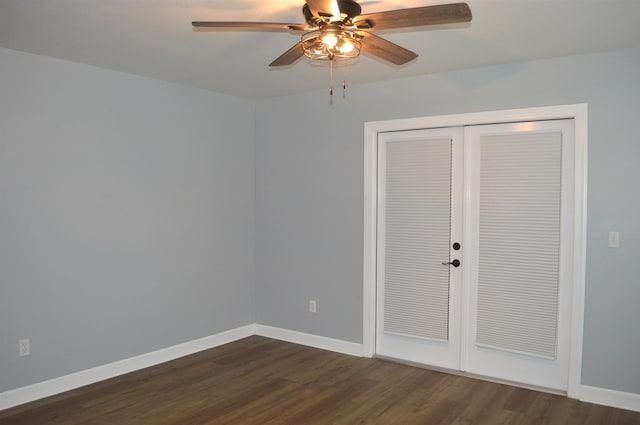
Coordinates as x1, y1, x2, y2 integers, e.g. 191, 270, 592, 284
463, 120, 575, 390
376, 127, 463, 369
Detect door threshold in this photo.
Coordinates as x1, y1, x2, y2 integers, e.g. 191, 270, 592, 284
374, 354, 567, 397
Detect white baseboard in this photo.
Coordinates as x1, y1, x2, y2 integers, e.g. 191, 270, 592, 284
4, 325, 638, 415
0, 324, 256, 411
0, 324, 364, 412
254, 324, 364, 357
581, 385, 640, 413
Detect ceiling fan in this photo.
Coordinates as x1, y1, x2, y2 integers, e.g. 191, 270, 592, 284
192, 0, 472, 67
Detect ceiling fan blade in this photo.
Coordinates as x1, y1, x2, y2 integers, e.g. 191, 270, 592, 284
269, 41, 305, 67
305, 0, 341, 19
192, 21, 308, 31
354, 2, 471, 30
357, 31, 417, 65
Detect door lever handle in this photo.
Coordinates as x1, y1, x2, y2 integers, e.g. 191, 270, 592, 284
442, 259, 461, 267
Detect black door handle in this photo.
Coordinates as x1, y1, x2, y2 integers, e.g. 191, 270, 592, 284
442, 259, 461, 267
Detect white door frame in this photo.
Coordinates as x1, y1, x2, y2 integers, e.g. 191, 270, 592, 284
363, 104, 588, 399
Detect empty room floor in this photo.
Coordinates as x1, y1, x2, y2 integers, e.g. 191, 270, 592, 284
1, 335, 638, 424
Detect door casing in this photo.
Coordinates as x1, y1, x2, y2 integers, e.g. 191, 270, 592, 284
363, 104, 588, 398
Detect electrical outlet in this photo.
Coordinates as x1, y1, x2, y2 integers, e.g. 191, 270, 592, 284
309, 300, 317, 313
19, 339, 30, 357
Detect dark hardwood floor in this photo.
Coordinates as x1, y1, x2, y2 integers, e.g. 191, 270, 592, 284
1, 336, 638, 424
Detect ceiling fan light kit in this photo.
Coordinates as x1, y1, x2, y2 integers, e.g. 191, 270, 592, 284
301, 27, 362, 62
193, 1, 471, 101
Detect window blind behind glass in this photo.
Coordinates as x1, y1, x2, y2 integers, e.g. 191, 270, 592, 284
476, 131, 562, 359
383, 137, 452, 341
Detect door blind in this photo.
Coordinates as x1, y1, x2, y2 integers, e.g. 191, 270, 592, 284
382, 137, 452, 341
476, 131, 562, 359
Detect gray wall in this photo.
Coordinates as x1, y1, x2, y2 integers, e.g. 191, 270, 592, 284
255, 47, 640, 394
0, 47, 256, 392
2, 44, 638, 398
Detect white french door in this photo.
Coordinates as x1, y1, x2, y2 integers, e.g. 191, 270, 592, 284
375, 119, 576, 391
376, 127, 464, 370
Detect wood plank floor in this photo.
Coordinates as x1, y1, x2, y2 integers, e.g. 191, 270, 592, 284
1, 336, 638, 424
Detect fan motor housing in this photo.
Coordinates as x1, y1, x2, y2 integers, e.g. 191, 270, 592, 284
303, 0, 362, 25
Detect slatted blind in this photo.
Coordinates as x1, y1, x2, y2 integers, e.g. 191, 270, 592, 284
383, 137, 452, 341
476, 131, 562, 359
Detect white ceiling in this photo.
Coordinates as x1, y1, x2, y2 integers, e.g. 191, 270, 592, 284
1, 0, 639, 99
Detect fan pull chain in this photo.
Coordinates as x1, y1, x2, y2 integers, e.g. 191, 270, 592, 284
343, 62, 347, 99
329, 59, 334, 105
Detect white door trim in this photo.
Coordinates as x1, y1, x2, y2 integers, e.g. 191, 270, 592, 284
363, 104, 588, 398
